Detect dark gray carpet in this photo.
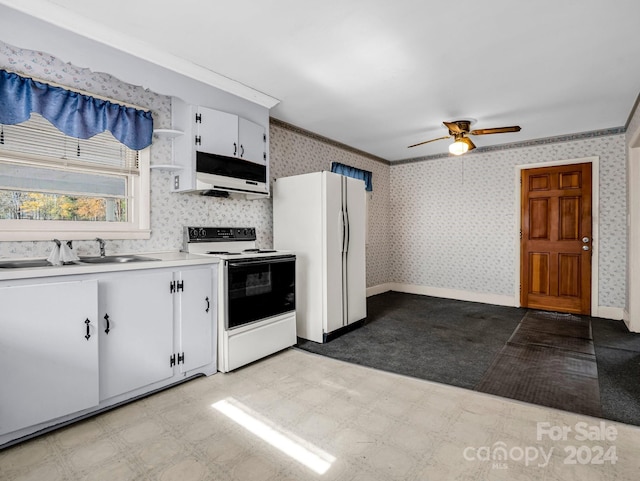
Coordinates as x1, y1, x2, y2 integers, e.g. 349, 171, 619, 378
297, 292, 525, 389
591, 317, 640, 425
476, 311, 602, 417
296, 291, 640, 426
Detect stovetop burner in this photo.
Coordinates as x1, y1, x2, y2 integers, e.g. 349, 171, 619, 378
183, 226, 292, 259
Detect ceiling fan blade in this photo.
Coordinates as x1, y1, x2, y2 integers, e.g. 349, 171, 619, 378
460, 136, 476, 151
470, 126, 521, 136
443, 121, 464, 134
408, 135, 451, 148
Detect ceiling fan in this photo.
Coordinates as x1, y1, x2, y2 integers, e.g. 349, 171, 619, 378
408, 120, 521, 155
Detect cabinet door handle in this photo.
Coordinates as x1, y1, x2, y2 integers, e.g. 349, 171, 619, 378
240, 144, 244, 157
205, 296, 210, 313
104, 313, 110, 335
84, 318, 91, 340
233, 142, 237, 156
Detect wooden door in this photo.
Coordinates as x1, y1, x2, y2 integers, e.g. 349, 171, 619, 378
521, 163, 592, 314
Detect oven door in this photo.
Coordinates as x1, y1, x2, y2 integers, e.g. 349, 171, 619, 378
225, 255, 296, 330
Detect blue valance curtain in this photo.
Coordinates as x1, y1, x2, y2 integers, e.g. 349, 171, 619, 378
331, 162, 373, 191
0, 69, 153, 150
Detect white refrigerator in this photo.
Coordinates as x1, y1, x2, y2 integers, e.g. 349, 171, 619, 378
273, 171, 367, 343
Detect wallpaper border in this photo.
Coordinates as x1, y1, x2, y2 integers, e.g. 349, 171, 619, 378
270, 117, 390, 165
395, 127, 626, 165
271, 116, 627, 168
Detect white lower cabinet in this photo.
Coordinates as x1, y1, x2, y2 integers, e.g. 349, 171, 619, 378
98, 270, 175, 401
176, 267, 216, 373
98, 265, 217, 401
0, 261, 218, 447
0, 279, 99, 436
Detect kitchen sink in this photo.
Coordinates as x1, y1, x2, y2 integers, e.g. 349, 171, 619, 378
0, 259, 54, 269
0, 255, 160, 269
77, 255, 159, 264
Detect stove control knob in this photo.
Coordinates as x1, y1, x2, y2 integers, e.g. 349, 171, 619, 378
190, 228, 198, 238
199, 228, 207, 237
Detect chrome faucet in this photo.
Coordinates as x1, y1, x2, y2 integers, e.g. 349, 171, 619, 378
96, 238, 106, 257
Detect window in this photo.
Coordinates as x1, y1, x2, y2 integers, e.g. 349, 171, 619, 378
330, 161, 373, 244
0, 115, 150, 240
0, 70, 151, 240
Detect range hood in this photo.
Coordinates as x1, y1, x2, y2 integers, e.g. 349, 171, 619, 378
194, 151, 268, 198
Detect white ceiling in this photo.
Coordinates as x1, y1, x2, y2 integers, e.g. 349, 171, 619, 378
5, 0, 640, 161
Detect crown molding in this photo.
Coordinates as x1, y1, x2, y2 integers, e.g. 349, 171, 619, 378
395, 127, 626, 165
270, 118, 390, 165
0, 0, 279, 109
625, 91, 640, 131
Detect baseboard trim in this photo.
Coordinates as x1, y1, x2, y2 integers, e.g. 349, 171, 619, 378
369, 283, 625, 321
594, 306, 625, 321
366, 283, 393, 297
388, 283, 517, 307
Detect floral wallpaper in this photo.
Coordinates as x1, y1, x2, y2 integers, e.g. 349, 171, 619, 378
0, 40, 390, 289
0, 40, 629, 309
269, 122, 391, 288
391, 134, 627, 309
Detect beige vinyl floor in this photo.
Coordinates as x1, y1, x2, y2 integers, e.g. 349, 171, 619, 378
1, 348, 639, 481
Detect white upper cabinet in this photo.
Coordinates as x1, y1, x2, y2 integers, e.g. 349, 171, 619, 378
170, 98, 269, 197
196, 106, 239, 159
238, 117, 267, 165
195, 105, 266, 165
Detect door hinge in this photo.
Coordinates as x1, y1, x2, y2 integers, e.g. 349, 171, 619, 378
195, 135, 201, 146
195, 113, 202, 123
263, 152, 267, 161
170, 280, 184, 293
519, 229, 522, 240
170, 353, 185, 367
263, 133, 266, 143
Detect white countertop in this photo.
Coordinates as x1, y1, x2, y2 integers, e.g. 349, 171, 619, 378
0, 251, 219, 281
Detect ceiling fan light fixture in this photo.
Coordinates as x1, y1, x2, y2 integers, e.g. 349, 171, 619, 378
449, 139, 469, 156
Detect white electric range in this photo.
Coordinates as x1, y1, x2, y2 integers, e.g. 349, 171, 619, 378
183, 227, 297, 372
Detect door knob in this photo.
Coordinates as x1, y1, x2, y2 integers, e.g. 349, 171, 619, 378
582, 237, 590, 243
582, 245, 590, 251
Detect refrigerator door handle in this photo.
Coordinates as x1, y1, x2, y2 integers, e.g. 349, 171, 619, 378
344, 209, 350, 254
339, 209, 346, 253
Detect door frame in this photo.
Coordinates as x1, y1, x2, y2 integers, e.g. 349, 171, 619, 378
626, 128, 640, 331
513, 156, 599, 315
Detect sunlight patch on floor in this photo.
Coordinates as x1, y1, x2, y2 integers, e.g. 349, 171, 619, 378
212, 397, 336, 475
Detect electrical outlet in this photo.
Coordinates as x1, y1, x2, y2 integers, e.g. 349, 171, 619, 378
174, 175, 180, 190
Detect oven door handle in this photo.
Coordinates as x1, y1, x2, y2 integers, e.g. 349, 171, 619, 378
226, 256, 295, 268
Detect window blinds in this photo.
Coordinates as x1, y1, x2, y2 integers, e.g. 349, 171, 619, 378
0, 113, 139, 175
